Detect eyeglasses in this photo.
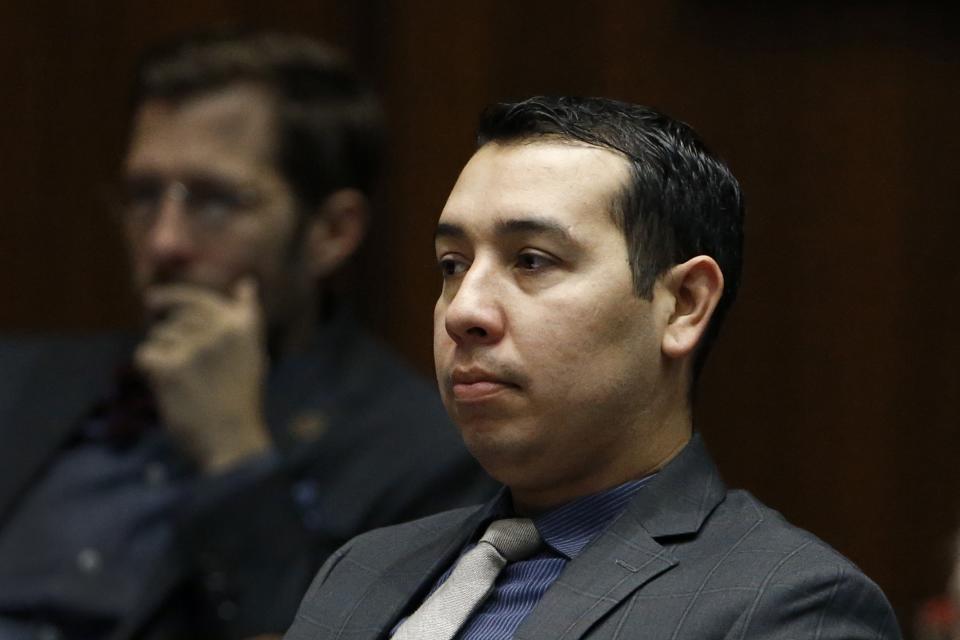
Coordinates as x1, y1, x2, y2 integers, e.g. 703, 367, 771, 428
118, 176, 264, 231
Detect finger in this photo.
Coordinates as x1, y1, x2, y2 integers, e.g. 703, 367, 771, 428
231, 277, 264, 330
143, 316, 206, 351
155, 309, 210, 334
134, 340, 185, 378
233, 277, 259, 308
142, 284, 229, 319
139, 317, 200, 356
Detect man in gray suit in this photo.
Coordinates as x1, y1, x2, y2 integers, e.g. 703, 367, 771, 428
285, 96, 900, 639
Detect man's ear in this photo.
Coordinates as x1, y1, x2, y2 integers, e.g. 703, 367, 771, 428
660, 256, 724, 359
304, 188, 369, 279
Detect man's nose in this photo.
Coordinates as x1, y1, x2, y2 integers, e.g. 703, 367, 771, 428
144, 187, 197, 265
442, 264, 506, 346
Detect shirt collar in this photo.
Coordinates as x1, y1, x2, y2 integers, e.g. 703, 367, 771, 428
483, 476, 656, 560
534, 477, 654, 558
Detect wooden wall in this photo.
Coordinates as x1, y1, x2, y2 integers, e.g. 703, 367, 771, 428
3, 1, 958, 631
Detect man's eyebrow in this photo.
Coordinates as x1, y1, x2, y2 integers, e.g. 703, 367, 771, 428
494, 217, 575, 243
435, 222, 466, 242
434, 217, 576, 245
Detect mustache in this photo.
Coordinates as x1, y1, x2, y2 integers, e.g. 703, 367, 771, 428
445, 357, 529, 389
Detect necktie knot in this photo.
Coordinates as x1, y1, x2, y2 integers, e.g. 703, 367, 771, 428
480, 518, 541, 562
391, 517, 542, 639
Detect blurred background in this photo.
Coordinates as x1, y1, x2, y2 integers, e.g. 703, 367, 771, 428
2, 1, 958, 633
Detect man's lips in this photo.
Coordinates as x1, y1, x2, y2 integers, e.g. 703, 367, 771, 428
449, 369, 519, 402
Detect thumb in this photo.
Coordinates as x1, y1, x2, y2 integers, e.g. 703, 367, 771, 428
233, 277, 259, 308
233, 278, 264, 331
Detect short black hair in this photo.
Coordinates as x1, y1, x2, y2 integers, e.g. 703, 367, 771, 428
478, 96, 744, 379
131, 27, 384, 212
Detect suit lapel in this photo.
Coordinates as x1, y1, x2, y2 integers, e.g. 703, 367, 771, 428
334, 503, 496, 640
0, 334, 132, 525
515, 516, 676, 640
515, 434, 726, 640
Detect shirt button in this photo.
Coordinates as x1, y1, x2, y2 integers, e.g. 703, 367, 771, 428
76, 547, 102, 574
292, 480, 319, 506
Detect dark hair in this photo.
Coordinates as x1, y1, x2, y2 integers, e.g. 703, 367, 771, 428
478, 96, 744, 379
131, 28, 384, 212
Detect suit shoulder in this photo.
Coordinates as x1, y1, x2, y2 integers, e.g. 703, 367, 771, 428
710, 490, 898, 627
718, 489, 868, 570
0, 330, 133, 370
653, 488, 901, 637
0, 331, 135, 419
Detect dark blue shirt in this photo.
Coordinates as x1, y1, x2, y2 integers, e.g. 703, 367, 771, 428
0, 417, 188, 640
0, 394, 280, 640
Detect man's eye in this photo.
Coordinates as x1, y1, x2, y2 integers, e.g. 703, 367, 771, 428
516, 252, 553, 271
187, 189, 243, 223
438, 257, 467, 277
183, 179, 262, 226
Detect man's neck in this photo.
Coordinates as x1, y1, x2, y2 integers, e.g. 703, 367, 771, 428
511, 422, 693, 516
266, 294, 327, 362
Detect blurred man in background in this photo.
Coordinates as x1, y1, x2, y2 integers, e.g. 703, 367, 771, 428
0, 29, 494, 640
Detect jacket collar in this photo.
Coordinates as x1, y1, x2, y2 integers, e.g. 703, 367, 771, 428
0, 333, 136, 525
514, 432, 726, 640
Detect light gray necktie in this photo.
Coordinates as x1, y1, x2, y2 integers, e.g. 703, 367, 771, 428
392, 518, 542, 640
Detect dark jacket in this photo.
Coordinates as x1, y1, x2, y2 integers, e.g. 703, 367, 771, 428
0, 317, 497, 639
287, 434, 900, 640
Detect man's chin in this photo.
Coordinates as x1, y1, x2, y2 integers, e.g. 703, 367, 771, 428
462, 436, 544, 494
459, 419, 534, 465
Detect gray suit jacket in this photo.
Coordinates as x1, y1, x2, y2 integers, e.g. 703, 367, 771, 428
285, 434, 900, 639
